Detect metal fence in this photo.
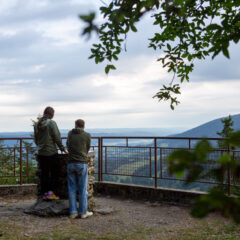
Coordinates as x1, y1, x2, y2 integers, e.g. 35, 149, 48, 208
0, 136, 239, 194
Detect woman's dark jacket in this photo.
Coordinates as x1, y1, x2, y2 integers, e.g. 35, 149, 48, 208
34, 119, 65, 156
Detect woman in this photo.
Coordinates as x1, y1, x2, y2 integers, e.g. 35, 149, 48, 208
34, 106, 67, 200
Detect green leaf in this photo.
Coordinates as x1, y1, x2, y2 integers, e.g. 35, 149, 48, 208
222, 48, 230, 59
206, 24, 221, 31
105, 64, 116, 74
175, 171, 185, 178
229, 131, 240, 147
194, 139, 212, 162
130, 24, 137, 32
105, 65, 110, 74
218, 153, 231, 165
182, 52, 187, 58
113, 55, 118, 60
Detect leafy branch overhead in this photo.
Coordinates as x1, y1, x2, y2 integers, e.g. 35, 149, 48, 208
80, 0, 240, 109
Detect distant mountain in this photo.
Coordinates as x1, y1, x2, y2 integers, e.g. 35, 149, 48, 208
172, 114, 240, 138
1, 113, 239, 143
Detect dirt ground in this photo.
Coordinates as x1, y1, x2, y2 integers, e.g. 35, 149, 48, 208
0, 195, 237, 239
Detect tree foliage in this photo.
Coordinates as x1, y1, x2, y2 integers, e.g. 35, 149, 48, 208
0, 140, 37, 185
80, 0, 240, 109
167, 130, 240, 223
217, 115, 235, 149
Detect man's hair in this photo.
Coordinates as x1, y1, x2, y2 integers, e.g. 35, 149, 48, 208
75, 119, 85, 128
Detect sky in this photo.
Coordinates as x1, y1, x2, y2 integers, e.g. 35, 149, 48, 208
0, 0, 239, 132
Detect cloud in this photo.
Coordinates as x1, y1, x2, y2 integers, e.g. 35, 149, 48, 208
0, 1, 239, 132
192, 43, 240, 81
0, 0, 98, 25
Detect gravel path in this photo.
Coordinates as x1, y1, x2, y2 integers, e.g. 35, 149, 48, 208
0, 195, 228, 238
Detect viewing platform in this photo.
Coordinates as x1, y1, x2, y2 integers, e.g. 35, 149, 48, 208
1, 136, 240, 239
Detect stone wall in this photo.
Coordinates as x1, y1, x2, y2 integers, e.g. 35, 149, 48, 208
0, 184, 37, 197
1, 178, 206, 207
94, 182, 206, 206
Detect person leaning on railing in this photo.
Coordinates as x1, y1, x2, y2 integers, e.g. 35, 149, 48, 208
34, 106, 67, 200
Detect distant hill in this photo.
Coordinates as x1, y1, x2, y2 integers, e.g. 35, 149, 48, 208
0, 128, 184, 147
172, 114, 240, 138
0, 114, 239, 142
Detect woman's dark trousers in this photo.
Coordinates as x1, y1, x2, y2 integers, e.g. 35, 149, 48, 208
37, 154, 59, 195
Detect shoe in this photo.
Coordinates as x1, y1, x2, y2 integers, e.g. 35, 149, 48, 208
48, 191, 59, 200
69, 213, 78, 219
43, 191, 59, 200
80, 211, 93, 219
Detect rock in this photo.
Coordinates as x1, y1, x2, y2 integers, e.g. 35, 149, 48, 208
158, 220, 168, 224
150, 202, 160, 207
170, 206, 179, 211
0, 202, 7, 207
94, 206, 116, 215
24, 199, 69, 216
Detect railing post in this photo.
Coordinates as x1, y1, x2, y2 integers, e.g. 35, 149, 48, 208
26, 147, 29, 177
13, 147, 16, 177
154, 138, 158, 188
160, 148, 163, 179
100, 137, 103, 181
149, 147, 152, 177
98, 138, 101, 182
105, 146, 108, 174
227, 144, 231, 196
19, 138, 23, 185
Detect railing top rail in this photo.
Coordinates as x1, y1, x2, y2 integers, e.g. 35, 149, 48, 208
99, 136, 225, 141
0, 136, 226, 141
61, 137, 100, 140
0, 137, 34, 140
0, 136, 101, 141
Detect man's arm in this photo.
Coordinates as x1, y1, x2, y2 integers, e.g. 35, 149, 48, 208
87, 133, 91, 152
66, 131, 70, 151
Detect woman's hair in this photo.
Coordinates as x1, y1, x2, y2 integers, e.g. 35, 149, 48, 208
35, 106, 55, 132
42, 106, 55, 119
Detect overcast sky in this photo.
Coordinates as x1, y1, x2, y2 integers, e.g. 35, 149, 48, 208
0, 0, 239, 132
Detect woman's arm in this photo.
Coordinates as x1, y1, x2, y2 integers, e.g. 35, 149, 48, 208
49, 120, 65, 152
33, 124, 38, 145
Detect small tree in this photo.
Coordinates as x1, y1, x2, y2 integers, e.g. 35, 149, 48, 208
217, 115, 234, 149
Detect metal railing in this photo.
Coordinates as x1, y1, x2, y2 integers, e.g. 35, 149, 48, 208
0, 136, 239, 194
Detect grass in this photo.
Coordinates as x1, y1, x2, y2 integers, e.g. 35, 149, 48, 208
0, 219, 240, 240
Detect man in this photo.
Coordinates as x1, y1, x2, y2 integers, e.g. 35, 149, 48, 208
67, 119, 93, 219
